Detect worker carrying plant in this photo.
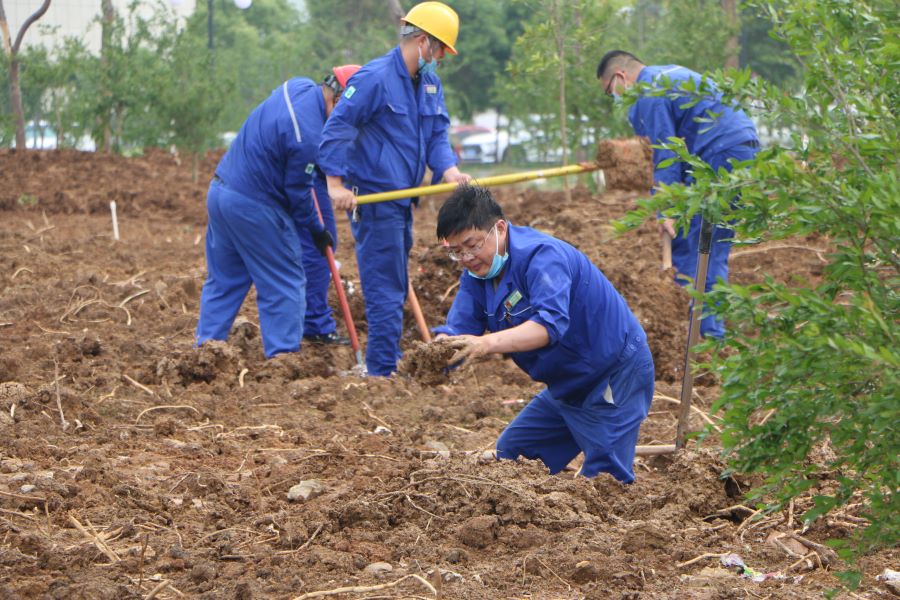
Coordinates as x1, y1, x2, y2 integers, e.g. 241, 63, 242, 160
597, 50, 761, 339
317, 1, 471, 377
195, 65, 361, 358
432, 186, 655, 484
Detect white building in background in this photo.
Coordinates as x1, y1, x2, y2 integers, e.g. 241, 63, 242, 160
4, 0, 197, 53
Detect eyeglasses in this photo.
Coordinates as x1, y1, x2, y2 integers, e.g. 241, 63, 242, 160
447, 224, 497, 262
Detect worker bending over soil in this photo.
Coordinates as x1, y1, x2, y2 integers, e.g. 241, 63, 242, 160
196, 65, 360, 358
597, 50, 760, 338
318, 1, 470, 376
433, 186, 655, 484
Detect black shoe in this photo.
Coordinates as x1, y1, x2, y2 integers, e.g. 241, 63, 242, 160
304, 332, 351, 346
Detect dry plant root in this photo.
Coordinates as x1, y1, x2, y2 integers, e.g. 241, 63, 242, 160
290, 573, 436, 599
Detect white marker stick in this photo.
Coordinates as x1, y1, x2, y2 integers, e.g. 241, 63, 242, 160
110, 201, 120, 241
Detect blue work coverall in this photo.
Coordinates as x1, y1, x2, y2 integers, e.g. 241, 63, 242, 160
629, 65, 760, 338
317, 46, 458, 376
196, 77, 329, 358
434, 225, 655, 483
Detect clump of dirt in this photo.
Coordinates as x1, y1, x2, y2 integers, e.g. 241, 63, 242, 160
398, 340, 456, 384
156, 340, 242, 385
595, 136, 653, 191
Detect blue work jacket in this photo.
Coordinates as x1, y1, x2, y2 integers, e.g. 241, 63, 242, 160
215, 77, 325, 234
434, 225, 643, 405
316, 46, 457, 205
629, 65, 758, 188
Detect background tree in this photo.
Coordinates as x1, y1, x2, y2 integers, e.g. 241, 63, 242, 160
156, 30, 230, 181
432, 0, 526, 121
182, 0, 314, 133
738, 7, 800, 89
501, 0, 626, 176
0, 0, 51, 149
15, 45, 53, 143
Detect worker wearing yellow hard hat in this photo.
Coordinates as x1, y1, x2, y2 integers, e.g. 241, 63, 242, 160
317, 1, 470, 376
401, 0, 460, 55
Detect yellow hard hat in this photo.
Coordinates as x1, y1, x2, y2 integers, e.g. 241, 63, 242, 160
402, 1, 459, 55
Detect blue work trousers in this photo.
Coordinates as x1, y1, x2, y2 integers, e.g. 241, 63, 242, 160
196, 180, 306, 358
496, 329, 655, 483
350, 201, 413, 376
672, 143, 760, 338
298, 191, 338, 336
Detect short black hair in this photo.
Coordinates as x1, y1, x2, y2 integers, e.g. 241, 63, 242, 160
436, 185, 505, 240
596, 50, 642, 79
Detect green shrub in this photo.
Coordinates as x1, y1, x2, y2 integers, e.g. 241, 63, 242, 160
617, 0, 899, 576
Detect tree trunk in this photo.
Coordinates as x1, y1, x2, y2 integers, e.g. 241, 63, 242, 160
0, 0, 53, 150
0, 3, 10, 57
722, 0, 740, 69
9, 56, 26, 149
101, 0, 115, 152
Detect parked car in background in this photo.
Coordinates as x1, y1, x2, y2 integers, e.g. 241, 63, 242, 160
457, 112, 605, 165
459, 129, 508, 164
449, 124, 492, 160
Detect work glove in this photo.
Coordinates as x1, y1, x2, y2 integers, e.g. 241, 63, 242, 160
311, 229, 334, 257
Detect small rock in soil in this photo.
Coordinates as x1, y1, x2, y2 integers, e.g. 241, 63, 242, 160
363, 561, 392, 576
287, 480, 325, 502
424, 440, 450, 459
571, 560, 600, 583
436, 568, 464, 583
478, 450, 497, 464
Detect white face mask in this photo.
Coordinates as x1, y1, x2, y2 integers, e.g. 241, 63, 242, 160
417, 40, 438, 75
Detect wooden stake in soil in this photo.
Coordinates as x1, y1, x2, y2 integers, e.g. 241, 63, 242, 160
110, 201, 120, 241
53, 359, 70, 431
661, 230, 673, 270
676, 219, 713, 448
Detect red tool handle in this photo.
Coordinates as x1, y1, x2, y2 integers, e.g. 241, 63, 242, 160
311, 188, 363, 365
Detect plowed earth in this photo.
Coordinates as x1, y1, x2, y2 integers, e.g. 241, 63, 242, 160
0, 149, 891, 599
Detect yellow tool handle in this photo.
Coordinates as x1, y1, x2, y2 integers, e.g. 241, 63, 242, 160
355, 161, 600, 205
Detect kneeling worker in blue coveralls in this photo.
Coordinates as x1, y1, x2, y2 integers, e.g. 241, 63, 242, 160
597, 50, 760, 338
433, 186, 655, 483
196, 65, 360, 358
318, 1, 470, 376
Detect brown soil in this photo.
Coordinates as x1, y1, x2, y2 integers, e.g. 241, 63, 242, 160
0, 148, 890, 599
